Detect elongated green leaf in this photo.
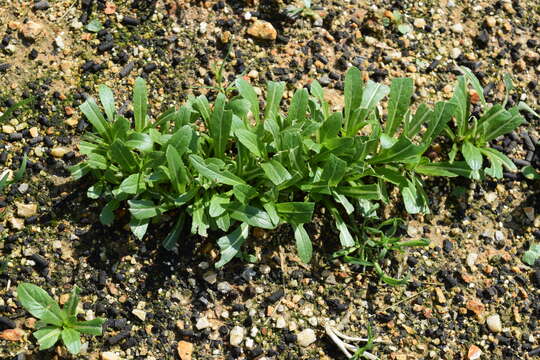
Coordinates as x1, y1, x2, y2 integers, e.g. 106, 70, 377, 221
264, 81, 285, 121
163, 214, 185, 250
331, 209, 355, 247
189, 155, 245, 186
99, 200, 119, 226
320, 154, 347, 186
14, 154, 28, 182
235, 128, 264, 158
344, 66, 363, 133
361, 80, 390, 110
482, 108, 524, 142
215, 223, 250, 268
65, 285, 81, 317
332, 191, 354, 214
461, 141, 482, 180
460, 66, 486, 106
17, 283, 65, 327
423, 101, 457, 143
69, 162, 90, 180
209, 93, 233, 159
34, 327, 61, 350
80, 98, 110, 141
71, 318, 106, 336
126, 133, 154, 153
61, 328, 81, 355
236, 78, 260, 123
233, 184, 258, 204
225, 203, 276, 229
415, 161, 472, 178
133, 77, 148, 132
166, 145, 188, 193
0, 97, 33, 123
128, 199, 164, 220
119, 174, 146, 194
275, 202, 315, 224
293, 223, 312, 263
385, 78, 414, 136
370, 138, 422, 164
110, 140, 137, 171
320, 112, 342, 143
480, 147, 516, 179
523, 243, 540, 266
405, 103, 432, 138
129, 217, 149, 240
99, 85, 116, 121
261, 160, 292, 186
288, 88, 309, 126
450, 76, 470, 137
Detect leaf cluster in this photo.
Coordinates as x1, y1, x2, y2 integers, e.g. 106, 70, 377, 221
72, 66, 530, 269
16, 283, 105, 355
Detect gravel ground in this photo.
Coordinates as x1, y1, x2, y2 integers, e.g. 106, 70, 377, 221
0, 0, 539, 359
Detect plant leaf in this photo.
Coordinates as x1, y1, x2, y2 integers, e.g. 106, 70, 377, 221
264, 81, 285, 121
523, 165, 540, 180
17, 283, 65, 327
163, 214, 185, 250
261, 160, 292, 186
61, 328, 81, 355
129, 217, 149, 240
225, 203, 277, 229
235, 128, 264, 158
34, 326, 61, 350
344, 66, 363, 133
461, 141, 482, 180
71, 318, 106, 336
275, 202, 315, 224
98, 85, 116, 121
385, 78, 414, 136
80, 98, 110, 142
133, 77, 148, 132
215, 223, 250, 268
64, 285, 81, 317
523, 243, 540, 266
189, 154, 246, 186
293, 223, 312, 263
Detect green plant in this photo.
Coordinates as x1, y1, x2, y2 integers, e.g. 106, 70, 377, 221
387, 10, 412, 35
285, 0, 318, 20
0, 98, 31, 193
0, 154, 27, 193
17, 283, 105, 355
523, 243, 540, 266
71, 66, 532, 275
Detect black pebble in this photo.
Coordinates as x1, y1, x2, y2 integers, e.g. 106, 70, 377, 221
29, 253, 48, 268
0, 316, 16, 330
266, 289, 284, 304
119, 62, 135, 78
0, 63, 10, 72
476, 30, 489, 49
122, 16, 140, 26
443, 239, 453, 253
33, 1, 49, 10
533, 270, 540, 288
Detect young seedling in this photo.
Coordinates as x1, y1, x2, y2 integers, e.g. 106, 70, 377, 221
17, 283, 106, 355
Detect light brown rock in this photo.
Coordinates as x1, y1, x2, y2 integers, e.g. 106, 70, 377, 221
51, 147, 69, 158
0, 328, 25, 341
16, 202, 37, 218
247, 20, 277, 40
101, 352, 120, 360
20, 21, 44, 40
177, 341, 193, 360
